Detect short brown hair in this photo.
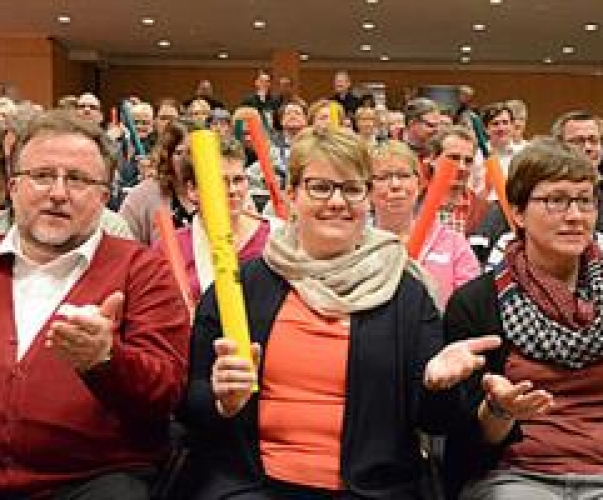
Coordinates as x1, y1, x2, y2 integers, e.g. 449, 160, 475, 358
506, 136, 597, 212
427, 125, 476, 157
13, 109, 116, 182
288, 126, 371, 187
481, 102, 514, 127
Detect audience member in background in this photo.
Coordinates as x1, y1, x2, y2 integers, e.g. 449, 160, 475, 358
388, 109, 406, 140
182, 126, 474, 499
193, 79, 225, 110
307, 98, 344, 130
154, 97, 180, 139
506, 99, 529, 148
120, 120, 195, 245
428, 125, 490, 236
481, 102, 520, 177
209, 108, 233, 140
241, 69, 280, 131
455, 85, 476, 123
185, 98, 211, 129
371, 139, 479, 307
57, 95, 78, 110
0, 109, 189, 499
118, 101, 156, 190
444, 138, 602, 499
75, 93, 104, 126
474, 111, 603, 267
355, 106, 379, 146
156, 139, 270, 302
438, 106, 455, 128
402, 97, 441, 184
331, 70, 362, 120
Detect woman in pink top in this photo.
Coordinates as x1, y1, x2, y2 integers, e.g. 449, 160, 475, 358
370, 132, 480, 307
155, 138, 271, 302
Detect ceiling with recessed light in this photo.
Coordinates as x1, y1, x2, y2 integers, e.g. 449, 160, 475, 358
1, 0, 602, 67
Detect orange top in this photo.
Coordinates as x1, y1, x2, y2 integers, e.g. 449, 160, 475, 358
259, 291, 349, 490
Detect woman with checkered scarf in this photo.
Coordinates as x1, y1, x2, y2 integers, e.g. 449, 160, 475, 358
438, 137, 603, 499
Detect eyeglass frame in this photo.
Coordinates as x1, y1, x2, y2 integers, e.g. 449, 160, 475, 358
528, 194, 598, 213
12, 168, 110, 191
300, 177, 371, 204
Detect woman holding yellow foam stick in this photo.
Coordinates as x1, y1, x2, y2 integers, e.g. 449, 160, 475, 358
181, 126, 498, 499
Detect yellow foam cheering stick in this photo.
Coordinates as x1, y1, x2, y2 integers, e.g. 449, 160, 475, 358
190, 130, 255, 371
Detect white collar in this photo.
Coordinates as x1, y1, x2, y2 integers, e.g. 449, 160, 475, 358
0, 224, 103, 268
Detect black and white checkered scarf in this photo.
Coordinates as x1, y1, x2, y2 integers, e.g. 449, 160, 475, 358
495, 258, 603, 369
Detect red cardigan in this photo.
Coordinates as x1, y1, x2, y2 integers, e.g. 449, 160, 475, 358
0, 234, 190, 496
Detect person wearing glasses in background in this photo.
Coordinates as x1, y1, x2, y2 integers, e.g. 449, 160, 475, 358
402, 98, 441, 187
474, 111, 603, 269
442, 137, 603, 499
181, 126, 494, 499
154, 138, 270, 303
0, 110, 189, 499
370, 135, 480, 308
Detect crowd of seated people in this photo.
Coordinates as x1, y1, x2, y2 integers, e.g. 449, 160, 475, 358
1, 69, 603, 500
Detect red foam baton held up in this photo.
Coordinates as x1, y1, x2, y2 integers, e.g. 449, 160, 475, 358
154, 206, 196, 323
244, 115, 288, 220
407, 156, 459, 259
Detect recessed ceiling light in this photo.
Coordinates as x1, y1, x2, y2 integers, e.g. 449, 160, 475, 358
585, 23, 599, 31
253, 20, 266, 29
543, 57, 554, 64
366, 0, 379, 4
57, 15, 71, 24
473, 23, 486, 31
362, 21, 376, 30
360, 44, 372, 52
217, 52, 229, 59
157, 39, 171, 48
490, 0, 502, 4
141, 18, 155, 26
562, 45, 575, 54
460, 45, 472, 53
300, 53, 310, 61
460, 56, 471, 64
380, 55, 390, 61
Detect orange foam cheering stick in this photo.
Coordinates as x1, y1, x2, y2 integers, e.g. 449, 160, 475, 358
154, 207, 196, 323
244, 115, 288, 220
190, 130, 255, 372
407, 156, 459, 259
484, 155, 516, 232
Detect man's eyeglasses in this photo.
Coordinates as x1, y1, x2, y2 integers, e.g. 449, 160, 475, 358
419, 118, 439, 129
565, 135, 602, 147
444, 153, 475, 166
223, 174, 248, 188
76, 103, 100, 111
529, 195, 598, 213
371, 170, 415, 185
302, 177, 370, 203
13, 169, 109, 191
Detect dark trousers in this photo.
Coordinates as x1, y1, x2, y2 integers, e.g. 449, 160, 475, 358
220, 478, 362, 500
50, 470, 154, 500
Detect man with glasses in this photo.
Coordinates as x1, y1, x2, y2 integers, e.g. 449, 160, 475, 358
75, 92, 103, 126
0, 110, 189, 499
402, 98, 441, 184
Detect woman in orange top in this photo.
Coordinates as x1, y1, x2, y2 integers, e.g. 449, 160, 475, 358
182, 126, 498, 499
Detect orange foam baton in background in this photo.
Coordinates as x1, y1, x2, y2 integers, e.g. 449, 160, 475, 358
484, 155, 516, 231
244, 115, 288, 220
407, 156, 459, 259
154, 206, 196, 323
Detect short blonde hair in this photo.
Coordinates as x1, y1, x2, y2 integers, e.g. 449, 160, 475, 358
288, 126, 371, 187
369, 140, 419, 174
307, 99, 344, 126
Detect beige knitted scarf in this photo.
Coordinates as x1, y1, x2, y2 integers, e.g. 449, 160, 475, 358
263, 224, 429, 317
